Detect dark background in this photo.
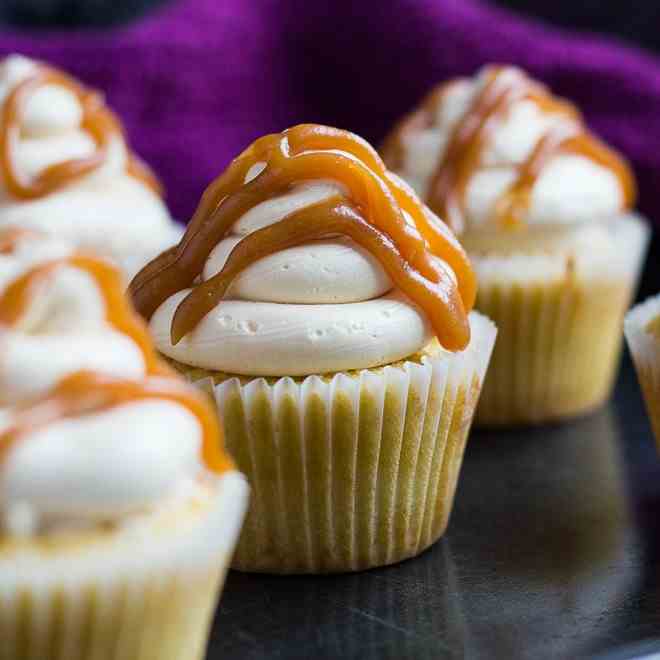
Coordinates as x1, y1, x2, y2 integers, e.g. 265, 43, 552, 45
1, 0, 659, 50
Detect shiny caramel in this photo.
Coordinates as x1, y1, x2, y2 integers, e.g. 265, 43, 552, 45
381, 66, 636, 233
0, 254, 163, 374
130, 124, 476, 352
0, 371, 232, 474
0, 64, 162, 199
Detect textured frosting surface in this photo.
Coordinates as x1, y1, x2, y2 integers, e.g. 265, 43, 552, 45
0, 55, 181, 274
151, 177, 434, 376
383, 66, 632, 234
0, 232, 150, 404
0, 399, 202, 533
135, 125, 475, 376
0, 368, 234, 536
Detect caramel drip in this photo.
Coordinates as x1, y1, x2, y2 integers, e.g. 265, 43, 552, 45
0, 227, 42, 254
171, 195, 468, 348
381, 67, 636, 233
0, 64, 163, 200
130, 124, 476, 352
0, 255, 163, 374
0, 371, 232, 473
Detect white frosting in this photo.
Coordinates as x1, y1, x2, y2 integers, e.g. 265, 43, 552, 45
153, 171, 438, 375
0, 231, 73, 291
0, 55, 181, 276
395, 67, 625, 230
0, 398, 204, 534
152, 289, 430, 376
205, 236, 391, 303
0, 236, 147, 404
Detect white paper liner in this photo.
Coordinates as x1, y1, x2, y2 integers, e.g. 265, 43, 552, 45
471, 213, 649, 426
0, 471, 248, 660
625, 293, 660, 445
186, 312, 496, 574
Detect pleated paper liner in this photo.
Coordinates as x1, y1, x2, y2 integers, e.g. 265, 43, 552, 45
472, 214, 649, 427
625, 294, 660, 448
0, 472, 248, 660
171, 311, 496, 574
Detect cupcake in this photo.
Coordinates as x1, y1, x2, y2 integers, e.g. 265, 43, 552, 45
0, 55, 182, 280
0, 228, 167, 405
130, 124, 496, 573
0, 370, 248, 660
625, 295, 660, 446
381, 65, 649, 426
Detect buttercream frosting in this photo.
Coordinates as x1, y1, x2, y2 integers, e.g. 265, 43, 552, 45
0, 231, 159, 404
0, 55, 182, 279
382, 66, 634, 235
132, 125, 475, 376
0, 372, 234, 535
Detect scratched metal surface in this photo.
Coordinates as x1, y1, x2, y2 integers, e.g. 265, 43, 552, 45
206, 353, 660, 660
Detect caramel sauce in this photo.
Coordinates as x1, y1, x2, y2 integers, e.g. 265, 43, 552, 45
0, 64, 163, 200
381, 66, 636, 233
130, 124, 476, 352
0, 371, 232, 474
0, 227, 42, 254
0, 254, 164, 374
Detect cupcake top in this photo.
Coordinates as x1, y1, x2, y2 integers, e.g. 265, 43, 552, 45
381, 65, 635, 235
130, 124, 476, 377
0, 229, 165, 405
0, 370, 232, 536
0, 55, 180, 274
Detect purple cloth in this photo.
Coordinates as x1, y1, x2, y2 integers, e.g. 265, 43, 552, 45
1, 0, 659, 224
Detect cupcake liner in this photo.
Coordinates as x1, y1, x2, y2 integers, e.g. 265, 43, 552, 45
183, 312, 495, 574
625, 294, 660, 446
0, 471, 248, 660
472, 214, 649, 426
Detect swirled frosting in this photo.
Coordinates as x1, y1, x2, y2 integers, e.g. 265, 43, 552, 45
0, 229, 166, 405
0, 371, 232, 535
131, 125, 476, 376
381, 65, 636, 235
0, 55, 181, 278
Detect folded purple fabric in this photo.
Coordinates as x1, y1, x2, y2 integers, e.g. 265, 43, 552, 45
1, 0, 659, 224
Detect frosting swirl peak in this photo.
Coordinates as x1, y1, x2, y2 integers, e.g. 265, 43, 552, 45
131, 124, 476, 370
0, 229, 168, 404
0, 55, 181, 280
381, 65, 636, 234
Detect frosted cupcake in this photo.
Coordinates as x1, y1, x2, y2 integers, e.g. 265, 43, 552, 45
625, 295, 660, 447
382, 65, 649, 425
0, 55, 182, 280
130, 124, 496, 573
0, 370, 248, 660
0, 228, 167, 405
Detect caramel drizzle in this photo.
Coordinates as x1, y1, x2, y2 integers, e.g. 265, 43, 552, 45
130, 124, 476, 352
0, 227, 43, 254
0, 64, 163, 200
381, 67, 636, 234
0, 254, 166, 375
0, 371, 232, 474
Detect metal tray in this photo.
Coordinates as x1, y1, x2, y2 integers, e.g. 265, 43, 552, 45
205, 353, 660, 659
